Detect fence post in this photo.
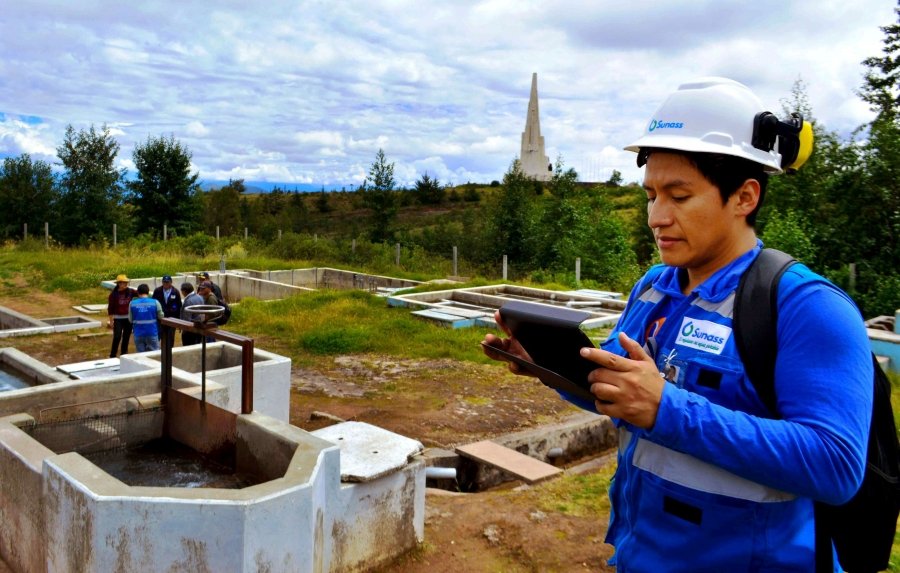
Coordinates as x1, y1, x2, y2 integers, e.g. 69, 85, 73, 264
849, 262, 857, 293
395, 243, 400, 266
113, 224, 117, 248
216, 226, 220, 240
44, 222, 48, 248
278, 229, 282, 240
575, 257, 581, 285
23, 223, 27, 241
163, 224, 168, 241
452, 246, 458, 277
244, 227, 248, 239
352, 239, 356, 254
502, 255, 508, 281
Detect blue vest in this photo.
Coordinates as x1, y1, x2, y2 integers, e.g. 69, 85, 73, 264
130, 297, 159, 337
564, 244, 871, 572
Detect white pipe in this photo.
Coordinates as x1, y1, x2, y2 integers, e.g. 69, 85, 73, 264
425, 466, 457, 480
547, 447, 564, 459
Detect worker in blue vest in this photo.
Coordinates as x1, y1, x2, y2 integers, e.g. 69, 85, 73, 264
129, 283, 164, 352
483, 78, 872, 571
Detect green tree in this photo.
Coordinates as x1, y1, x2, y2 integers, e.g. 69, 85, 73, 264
288, 191, 309, 232
535, 159, 582, 269
534, 159, 639, 289
760, 209, 816, 264
579, 187, 640, 291
606, 169, 624, 187
129, 134, 201, 237
315, 190, 332, 214
361, 148, 397, 242
413, 172, 445, 205
0, 154, 58, 240
203, 179, 243, 237
856, 5, 900, 278
860, 3, 900, 120
485, 160, 537, 267
56, 124, 126, 245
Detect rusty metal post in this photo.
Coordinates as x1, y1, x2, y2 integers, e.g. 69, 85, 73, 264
241, 338, 254, 414
200, 336, 207, 404
158, 316, 254, 414
160, 322, 173, 405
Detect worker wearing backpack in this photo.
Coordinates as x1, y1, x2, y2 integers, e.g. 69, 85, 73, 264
483, 78, 888, 571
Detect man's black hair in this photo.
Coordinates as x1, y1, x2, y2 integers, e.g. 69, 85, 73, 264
637, 148, 769, 226
180, 282, 194, 294
137, 283, 150, 295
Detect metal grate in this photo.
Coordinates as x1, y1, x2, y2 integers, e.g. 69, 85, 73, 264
22, 407, 165, 456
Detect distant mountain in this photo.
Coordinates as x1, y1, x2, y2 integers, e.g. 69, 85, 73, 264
199, 180, 351, 194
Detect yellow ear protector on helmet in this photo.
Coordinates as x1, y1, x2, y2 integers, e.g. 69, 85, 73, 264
752, 112, 814, 172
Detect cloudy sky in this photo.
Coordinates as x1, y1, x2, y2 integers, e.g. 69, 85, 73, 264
0, 1, 896, 190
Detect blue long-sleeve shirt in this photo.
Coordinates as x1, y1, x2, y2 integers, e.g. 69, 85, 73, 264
562, 243, 872, 571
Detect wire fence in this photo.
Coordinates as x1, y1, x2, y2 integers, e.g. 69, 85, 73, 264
21, 407, 165, 456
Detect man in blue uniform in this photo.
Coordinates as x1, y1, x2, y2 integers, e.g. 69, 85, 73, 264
483, 78, 872, 571
129, 283, 164, 352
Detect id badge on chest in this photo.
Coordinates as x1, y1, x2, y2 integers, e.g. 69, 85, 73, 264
646, 336, 686, 388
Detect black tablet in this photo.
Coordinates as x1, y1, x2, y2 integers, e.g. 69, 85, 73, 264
491, 300, 601, 403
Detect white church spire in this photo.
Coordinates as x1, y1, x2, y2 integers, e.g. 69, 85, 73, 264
519, 73, 551, 181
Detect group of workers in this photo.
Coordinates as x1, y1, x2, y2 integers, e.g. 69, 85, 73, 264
106, 271, 223, 357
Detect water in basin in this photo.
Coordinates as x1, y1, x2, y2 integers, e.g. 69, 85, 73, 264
85, 437, 262, 489
0, 363, 31, 392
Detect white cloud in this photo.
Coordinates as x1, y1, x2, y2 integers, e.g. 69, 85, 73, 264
0, 117, 57, 160
185, 121, 210, 137
0, 0, 895, 187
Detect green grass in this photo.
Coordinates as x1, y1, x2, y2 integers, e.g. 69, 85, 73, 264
234, 291, 495, 364
526, 463, 616, 518
889, 369, 900, 572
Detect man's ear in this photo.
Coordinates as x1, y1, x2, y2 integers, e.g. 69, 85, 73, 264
732, 178, 761, 218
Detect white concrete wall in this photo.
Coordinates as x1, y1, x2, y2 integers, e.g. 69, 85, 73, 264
39, 416, 342, 573
328, 461, 425, 573
0, 414, 52, 573
1, 412, 427, 573
120, 343, 291, 422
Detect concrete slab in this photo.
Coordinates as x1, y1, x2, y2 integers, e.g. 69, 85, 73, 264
43, 316, 102, 333
73, 304, 107, 314
410, 309, 476, 328
312, 421, 423, 483
565, 288, 624, 300
431, 304, 492, 319
456, 440, 562, 484
56, 358, 121, 377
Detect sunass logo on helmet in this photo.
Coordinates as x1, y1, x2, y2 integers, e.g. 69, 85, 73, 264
648, 119, 684, 132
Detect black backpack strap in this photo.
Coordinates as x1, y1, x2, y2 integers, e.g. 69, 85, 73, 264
732, 248, 796, 416
733, 249, 835, 573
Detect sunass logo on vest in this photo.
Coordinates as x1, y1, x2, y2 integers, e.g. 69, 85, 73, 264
675, 318, 732, 355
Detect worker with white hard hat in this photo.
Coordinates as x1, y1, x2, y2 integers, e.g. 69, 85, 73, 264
484, 77, 871, 572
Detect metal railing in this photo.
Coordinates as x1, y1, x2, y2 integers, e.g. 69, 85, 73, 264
160, 316, 255, 414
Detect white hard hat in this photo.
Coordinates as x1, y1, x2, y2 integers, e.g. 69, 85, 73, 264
624, 77, 784, 174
